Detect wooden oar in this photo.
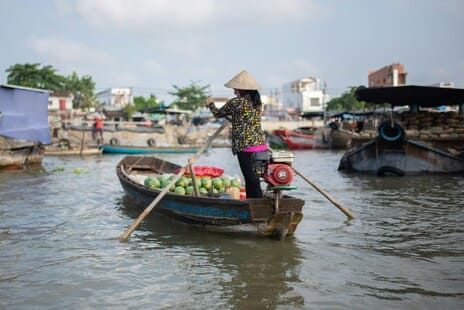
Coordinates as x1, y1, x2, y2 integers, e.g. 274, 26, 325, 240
118, 121, 229, 242
79, 126, 85, 155
293, 168, 355, 220
188, 164, 200, 196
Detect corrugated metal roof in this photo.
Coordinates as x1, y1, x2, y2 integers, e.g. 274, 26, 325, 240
1, 84, 50, 93
355, 85, 464, 107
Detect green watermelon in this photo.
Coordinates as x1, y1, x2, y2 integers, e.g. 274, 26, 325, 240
222, 176, 231, 188
212, 178, 223, 190
158, 175, 170, 188
174, 186, 186, 195
231, 178, 241, 188
144, 176, 160, 188
148, 177, 161, 189
199, 187, 208, 195
144, 176, 153, 187
185, 186, 194, 195
201, 177, 212, 190
176, 176, 188, 187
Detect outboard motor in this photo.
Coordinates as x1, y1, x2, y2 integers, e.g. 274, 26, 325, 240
253, 151, 295, 187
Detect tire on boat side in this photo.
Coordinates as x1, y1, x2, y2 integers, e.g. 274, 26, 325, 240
377, 165, 405, 177
378, 121, 405, 143
147, 138, 156, 147
109, 137, 120, 146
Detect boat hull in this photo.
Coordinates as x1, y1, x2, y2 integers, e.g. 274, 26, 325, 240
272, 128, 315, 149
338, 139, 464, 175
0, 136, 44, 169
45, 147, 102, 156
117, 156, 305, 239
271, 127, 350, 150
328, 128, 352, 149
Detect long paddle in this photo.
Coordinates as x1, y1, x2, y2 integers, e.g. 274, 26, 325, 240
293, 168, 354, 220
118, 121, 229, 242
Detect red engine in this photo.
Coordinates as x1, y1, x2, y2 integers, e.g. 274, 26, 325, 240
264, 163, 294, 186
253, 150, 295, 187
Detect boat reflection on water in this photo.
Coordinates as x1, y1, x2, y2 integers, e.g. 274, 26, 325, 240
118, 195, 305, 308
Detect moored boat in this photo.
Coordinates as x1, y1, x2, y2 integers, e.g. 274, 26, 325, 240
338, 85, 464, 175
44, 146, 102, 156
269, 125, 352, 150
327, 126, 353, 149
0, 85, 51, 169
117, 156, 305, 239
271, 127, 328, 149
0, 136, 44, 168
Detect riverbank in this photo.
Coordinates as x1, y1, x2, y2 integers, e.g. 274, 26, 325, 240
50, 120, 324, 150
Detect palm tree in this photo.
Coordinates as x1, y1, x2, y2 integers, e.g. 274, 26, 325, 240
5, 63, 97, 110
6, 63, 64, 91
6, 63, 42, 88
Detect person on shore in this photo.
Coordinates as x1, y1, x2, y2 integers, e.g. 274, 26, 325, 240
206, 70, 268, 198
92, 114, 104, 142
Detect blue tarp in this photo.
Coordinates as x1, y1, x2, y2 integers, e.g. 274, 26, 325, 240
0, 85, 51, 144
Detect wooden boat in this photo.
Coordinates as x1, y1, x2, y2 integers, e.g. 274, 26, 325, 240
44, 147, 102, 156
117, 156, 305, 239
338, 86, 464, 175
271, 127, 316, 149
102, 144, 199, 154
267, 126, 351, 150
0, 136, 44, 169
0, 85, 50, 169
327, 126, 353, 149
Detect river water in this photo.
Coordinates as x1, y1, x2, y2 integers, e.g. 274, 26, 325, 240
1, 148, 463, 309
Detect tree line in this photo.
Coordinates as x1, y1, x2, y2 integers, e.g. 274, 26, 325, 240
325, 87, 375, 112
6, 63, 97, 110
5, 63, 210, 113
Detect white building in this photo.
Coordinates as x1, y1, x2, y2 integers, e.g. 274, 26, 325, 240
96, 88, 133, 107
281, 77, 329, 113
48, 92, 73, 111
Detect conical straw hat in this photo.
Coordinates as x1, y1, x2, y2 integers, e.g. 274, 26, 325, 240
224, 70, 261, 90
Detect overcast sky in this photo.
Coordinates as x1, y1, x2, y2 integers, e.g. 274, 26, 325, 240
1, 0, 463, 101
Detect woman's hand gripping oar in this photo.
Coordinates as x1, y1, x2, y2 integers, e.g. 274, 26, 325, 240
293, 168, 355, 220
119, 121, 229, 242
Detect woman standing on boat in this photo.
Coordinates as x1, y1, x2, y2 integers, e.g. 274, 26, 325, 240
207, 70, 268, 198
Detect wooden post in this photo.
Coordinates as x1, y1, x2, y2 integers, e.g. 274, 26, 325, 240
188, 163, 200, 197
79, 125, 85, 155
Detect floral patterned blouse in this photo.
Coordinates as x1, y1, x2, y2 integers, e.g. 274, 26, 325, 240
209, 96, 266, 155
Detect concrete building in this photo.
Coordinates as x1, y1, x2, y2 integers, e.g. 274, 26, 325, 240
368, 63, 407, 87
48, 92, 73, 112
96, 88, 133, 107
281, 77, 329, 113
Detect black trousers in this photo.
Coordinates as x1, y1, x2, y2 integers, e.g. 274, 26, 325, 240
237, 152, 263, 198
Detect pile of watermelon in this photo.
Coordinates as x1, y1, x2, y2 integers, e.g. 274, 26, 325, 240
143, 174, 242, 197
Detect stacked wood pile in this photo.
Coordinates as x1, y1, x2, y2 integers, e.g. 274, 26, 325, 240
399, 111, 464, 139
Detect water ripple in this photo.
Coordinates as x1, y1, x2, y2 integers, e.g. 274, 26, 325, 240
1, 150, 463, 309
